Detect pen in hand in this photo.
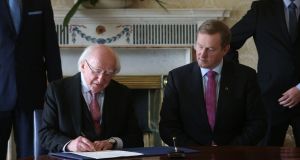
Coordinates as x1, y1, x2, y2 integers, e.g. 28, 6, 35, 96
81, 131, 86, 137
79, 131, 96, 151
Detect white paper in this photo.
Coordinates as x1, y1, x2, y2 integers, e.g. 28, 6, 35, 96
72, 150, 143, 159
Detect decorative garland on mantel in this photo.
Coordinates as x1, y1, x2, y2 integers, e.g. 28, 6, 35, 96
70, 25, 132, 44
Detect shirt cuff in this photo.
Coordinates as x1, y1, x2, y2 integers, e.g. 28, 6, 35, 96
62, 140, 72, 152
296, 83, 300, 91
111, 137, 123, 149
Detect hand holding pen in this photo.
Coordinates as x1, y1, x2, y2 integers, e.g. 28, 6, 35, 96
66, 132, 95, 152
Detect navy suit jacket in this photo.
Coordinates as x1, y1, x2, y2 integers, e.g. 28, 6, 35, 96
0, 0, 62, 111
227, 0, 300, 116
40, 73, 144, 152
159, 61, 266, 146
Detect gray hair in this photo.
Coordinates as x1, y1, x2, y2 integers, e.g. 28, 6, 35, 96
77, 44, 121, 74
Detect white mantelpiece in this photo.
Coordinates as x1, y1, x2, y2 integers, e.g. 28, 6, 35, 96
54, 8, 230, 24
54, 8, 230, 46
53, 9, 230, 76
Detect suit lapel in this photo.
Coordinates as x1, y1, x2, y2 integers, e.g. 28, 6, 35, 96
215, 61, 234, 129
297, 11, 300, 43
67, 73, 83, 135
2, 0, 16, 35
190, 63, 211, 131
100, 81, 116, 136
274, 0, 298, 44
17, 0, 24, 34
273, 0, 291, 42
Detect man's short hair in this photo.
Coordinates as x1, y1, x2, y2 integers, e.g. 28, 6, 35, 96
197, 19, 231, 48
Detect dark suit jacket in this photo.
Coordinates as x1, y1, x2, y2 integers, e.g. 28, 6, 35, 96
0, 0, 62, 111
227, 0, 300, 116
159, 61, 266, 146
40, 73, 144, 152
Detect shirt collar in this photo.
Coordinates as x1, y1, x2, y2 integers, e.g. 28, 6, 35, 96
200, 60, 223, 77
283, 0, 300, 8
80, 73, 90, 94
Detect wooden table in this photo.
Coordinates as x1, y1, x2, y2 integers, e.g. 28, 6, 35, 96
20, 146, 300, 160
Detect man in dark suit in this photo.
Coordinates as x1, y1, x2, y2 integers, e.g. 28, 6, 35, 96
40, 44, 143, 152
226, 0, 300, 146
159, 20, 266, 146
0, 0, 62, 158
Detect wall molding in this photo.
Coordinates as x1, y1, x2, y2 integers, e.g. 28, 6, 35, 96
54, 8, 230, 24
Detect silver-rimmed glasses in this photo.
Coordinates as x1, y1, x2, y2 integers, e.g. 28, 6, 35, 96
85, 60, 115, 77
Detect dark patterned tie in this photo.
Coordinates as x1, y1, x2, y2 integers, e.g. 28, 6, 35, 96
205, 70, 217, 131
8, 0, 21, 33
289, 0, 298, 42
89, 91, 101, 134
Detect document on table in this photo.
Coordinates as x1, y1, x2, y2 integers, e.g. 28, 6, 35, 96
72, 150, 143, 159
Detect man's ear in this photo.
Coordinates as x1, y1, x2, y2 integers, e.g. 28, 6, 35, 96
79, 62, 85, 72
223, 44, 230, 55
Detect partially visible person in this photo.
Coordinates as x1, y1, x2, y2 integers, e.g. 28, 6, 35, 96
0, 0, 62, 158
159, 20, 266, 146
226, 0, 300, 146
40, 44, 143, 152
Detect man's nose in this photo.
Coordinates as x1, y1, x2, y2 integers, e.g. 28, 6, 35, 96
96, 73, 105, 82
199, 49, 208, 58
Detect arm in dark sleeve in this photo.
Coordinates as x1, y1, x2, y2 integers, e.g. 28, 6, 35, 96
159, 72, 198, 146
44, 0, 62, 82
225, 1, 259, 63
39, 83, 71, 152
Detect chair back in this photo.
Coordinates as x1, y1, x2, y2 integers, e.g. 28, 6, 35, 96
33, 109, 48, 157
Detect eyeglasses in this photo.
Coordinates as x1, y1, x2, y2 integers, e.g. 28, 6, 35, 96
85, 60, 115, 77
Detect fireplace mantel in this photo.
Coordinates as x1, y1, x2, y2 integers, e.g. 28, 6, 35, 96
53, 8, 230, 46
54, 8, 230, 24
